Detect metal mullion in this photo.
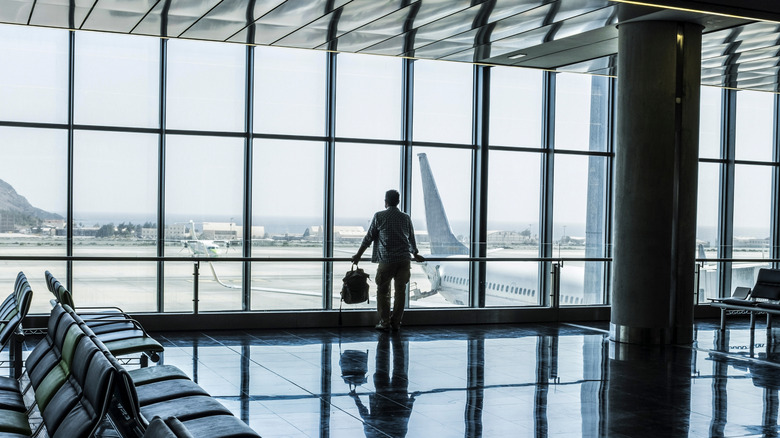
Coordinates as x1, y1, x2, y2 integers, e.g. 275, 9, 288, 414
772, 93, 780, 269
157, 37, 167, 313
470, 64, 489, 309
323, 52, 337, 310
400, 59, 414, 208
603, 76, 617, 305
401, 58, 413, 310
66, 30, 75, 290
243, 45, 254, 311
719, 87, 736, 298
539, 71, 556, 307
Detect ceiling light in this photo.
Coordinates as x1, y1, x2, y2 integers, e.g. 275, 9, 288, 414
508, 53, 526, 60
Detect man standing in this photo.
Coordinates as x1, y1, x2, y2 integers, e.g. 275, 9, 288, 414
352, 189, 425, 331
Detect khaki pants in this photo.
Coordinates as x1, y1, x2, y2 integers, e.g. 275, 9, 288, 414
375, 260, 411, 326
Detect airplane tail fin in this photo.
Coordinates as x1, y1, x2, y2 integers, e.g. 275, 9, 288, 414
189, 220, 197, 240
418, 153, 469, 256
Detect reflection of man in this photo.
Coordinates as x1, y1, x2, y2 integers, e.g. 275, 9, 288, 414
352, 189, 425, 331
350, 332, 415, 438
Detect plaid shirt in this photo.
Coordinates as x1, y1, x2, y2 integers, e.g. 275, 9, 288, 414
360, 206, 419, 263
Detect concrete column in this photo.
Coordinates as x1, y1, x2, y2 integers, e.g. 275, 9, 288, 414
611, 21, 702, 344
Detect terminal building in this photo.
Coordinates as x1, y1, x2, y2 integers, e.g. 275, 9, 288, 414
2, 1, 780, 436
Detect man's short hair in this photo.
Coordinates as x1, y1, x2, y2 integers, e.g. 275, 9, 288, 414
385, 189, 400, 207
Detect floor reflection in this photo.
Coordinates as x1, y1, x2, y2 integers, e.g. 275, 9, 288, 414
46, 318, 780, 437
347, 332, 415, 437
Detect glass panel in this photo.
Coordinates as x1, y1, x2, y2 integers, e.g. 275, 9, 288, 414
0, 127, 67, 249
487, 150, 540, 253
336, 53, 402, 140
410, 147, 471, 308
164, 135, 244, 311
74, 31, 160, 128
73, 130, 158, 257
252, 140, 325, 310
732, 164, 772, 290
333, 143, 401, 309
252, 139, 323, 310
251, 261, 322, 310
699, 86, 721, 159
413, 60, 473, 144
0, 261, 66, 315
696, 162, 720, 302
0, 25, 68, 123
254, 46, 326, 136
554, 73, 610, 152
735, 90, 773, 162
72, 262, 156, 312
252, 140, 323, 253
166, 39, 245, 132
485, 261, 540, 306
163, 262, 194, 313
489, 66, 543, 148
553, 155, 608, 305
485, 149, 541, 307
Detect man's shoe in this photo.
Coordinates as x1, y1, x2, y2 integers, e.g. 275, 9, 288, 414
375, 321, 389, 331
391, 323, 401, 332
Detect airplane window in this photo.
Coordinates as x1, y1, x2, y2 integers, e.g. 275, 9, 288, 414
500, 285, 505, 292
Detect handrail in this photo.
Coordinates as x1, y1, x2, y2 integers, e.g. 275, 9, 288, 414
0, 255, 612, 263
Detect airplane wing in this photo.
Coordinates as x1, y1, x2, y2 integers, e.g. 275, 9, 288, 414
206, 263, 321, 297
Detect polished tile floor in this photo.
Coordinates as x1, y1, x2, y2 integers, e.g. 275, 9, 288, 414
30, 318, 780, 437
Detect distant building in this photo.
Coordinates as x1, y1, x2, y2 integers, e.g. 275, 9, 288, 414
304, 226, 366, 242
487, 230, 532, 246
734, 237, 770, 248
250, 226, 265, 239
201, 222, 238, 240
166, 223, 188, 240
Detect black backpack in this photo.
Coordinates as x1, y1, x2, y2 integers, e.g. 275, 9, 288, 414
341, 264, 370, 304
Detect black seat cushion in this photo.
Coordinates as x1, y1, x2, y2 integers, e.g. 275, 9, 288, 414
135, 379, 210, 406
140, 395, 232, 422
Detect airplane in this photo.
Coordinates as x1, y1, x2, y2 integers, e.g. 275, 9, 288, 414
414, 153, 586, 306
181, 221, 320, 297
181, 220, 233, 258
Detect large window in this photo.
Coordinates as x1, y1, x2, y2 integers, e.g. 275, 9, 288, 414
166, 39, 245, 132
485, 150, 541, 307
164, 135, 244, 312
74, 32, 159, 128
410, 147, 472, 308
254, 46, 326, 136
413, 60, 473, 144
73, 131, 158, 257
251, 140, 324, 310
0, 23, 633, 316
0, 25, 68, 123
333, 143, 401, 310
336, 53, 403, 140
489, 67, 543, 148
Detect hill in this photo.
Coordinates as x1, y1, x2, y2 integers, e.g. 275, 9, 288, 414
0, 179, 63, 223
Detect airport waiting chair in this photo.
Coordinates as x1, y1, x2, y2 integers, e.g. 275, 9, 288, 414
0, 304, 118, 437
0, 272, 33, 377
44, 271, 163, 365
710, 268, 780, 330
143, 417, 196, 438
